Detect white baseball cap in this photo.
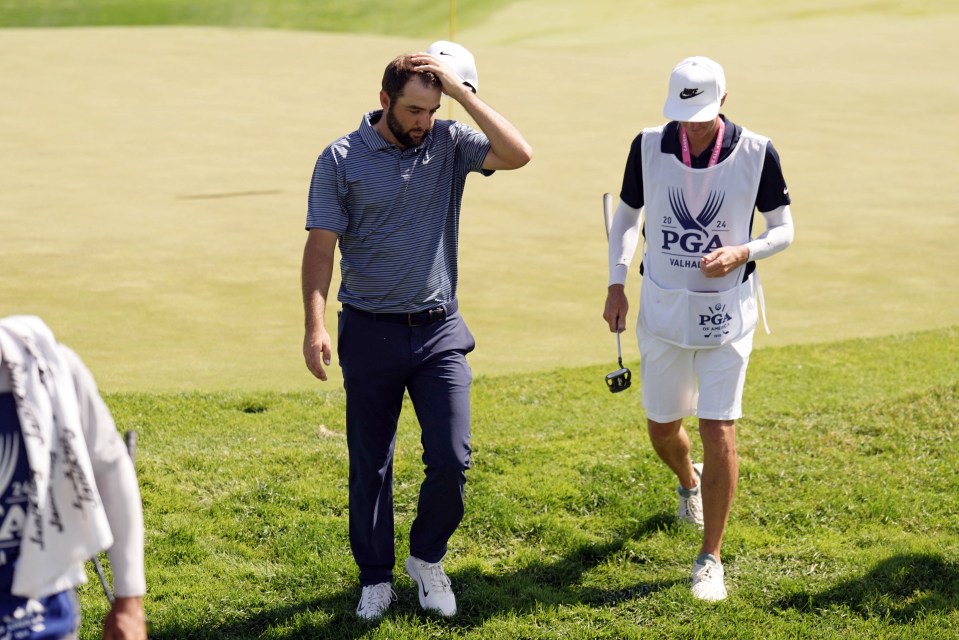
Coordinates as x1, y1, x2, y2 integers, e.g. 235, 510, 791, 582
426, 40, 479, 93
662, 56, 726, 123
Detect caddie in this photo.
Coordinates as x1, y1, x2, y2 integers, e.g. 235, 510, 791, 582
0, 316, 147, 639
602, 56, 794, 601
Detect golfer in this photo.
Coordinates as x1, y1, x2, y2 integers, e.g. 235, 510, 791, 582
0, 316, 147, 639
301, 45, 531, 620
603, 56, 793, 601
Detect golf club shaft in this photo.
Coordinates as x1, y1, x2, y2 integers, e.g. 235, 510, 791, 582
94, 556, 114, 603
602, 192, 613, 239
124, 429, 137, 466
616, 330, 624, 368
605, 192, 622, 360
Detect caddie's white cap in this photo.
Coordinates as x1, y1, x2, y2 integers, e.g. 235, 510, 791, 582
427, 40, 479, 93
662, 56, 726, 123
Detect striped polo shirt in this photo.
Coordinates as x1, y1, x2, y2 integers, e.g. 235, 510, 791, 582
307, 110, 492, 313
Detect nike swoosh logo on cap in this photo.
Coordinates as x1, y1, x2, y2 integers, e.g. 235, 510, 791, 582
439, 51, 454, 56
680, 88, 704, 100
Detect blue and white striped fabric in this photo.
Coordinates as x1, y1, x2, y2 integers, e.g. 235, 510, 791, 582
307, 110, 491, 313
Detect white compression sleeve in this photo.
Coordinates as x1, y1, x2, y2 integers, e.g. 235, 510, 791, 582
98, 456, 146, 596
608, 199, 643, 286
65, 347, 147, 597
745, 205, 794, 261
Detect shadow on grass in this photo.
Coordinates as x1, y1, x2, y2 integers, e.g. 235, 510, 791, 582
147, 513, 680, 640
774, 553, 959, 622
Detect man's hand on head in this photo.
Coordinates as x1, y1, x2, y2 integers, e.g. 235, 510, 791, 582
410, 53, 471, 101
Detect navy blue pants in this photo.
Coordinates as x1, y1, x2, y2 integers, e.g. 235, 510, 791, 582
338, 304, 474, 586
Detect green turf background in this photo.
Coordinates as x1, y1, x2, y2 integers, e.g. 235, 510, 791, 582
76, 327, 959, 639
1, 0, 957, 392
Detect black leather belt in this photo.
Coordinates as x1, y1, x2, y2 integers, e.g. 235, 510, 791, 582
344, 299, 458, 327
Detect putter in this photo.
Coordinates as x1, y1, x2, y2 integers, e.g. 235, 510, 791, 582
602, 192, 632, 393
606, 330, 632, 393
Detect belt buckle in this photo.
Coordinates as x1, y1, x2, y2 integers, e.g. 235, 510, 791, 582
408, 306, 444, 327
428, 306, 446, 324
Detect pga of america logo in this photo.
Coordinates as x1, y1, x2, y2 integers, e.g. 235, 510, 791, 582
699, 302, 732, 339
662, 188, 725, 254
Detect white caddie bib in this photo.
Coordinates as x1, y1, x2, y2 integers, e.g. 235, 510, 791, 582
639, 124, 768, 348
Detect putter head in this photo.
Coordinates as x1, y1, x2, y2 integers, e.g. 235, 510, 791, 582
605, 367, 632, 393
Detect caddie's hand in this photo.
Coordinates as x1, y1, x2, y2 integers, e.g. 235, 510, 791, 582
603, 284, 629, 333
410, 52, 470, 101
701, 245, 750, 278
303, 329, 333, 382
103, 596, 147, 640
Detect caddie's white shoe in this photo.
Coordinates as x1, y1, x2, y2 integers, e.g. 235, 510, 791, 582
678, 462, 704, 529
355, 582, 396, 620
691, 553, 728, 602
405, 555, 457, 617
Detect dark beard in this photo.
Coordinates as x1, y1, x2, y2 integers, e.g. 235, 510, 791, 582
386, 107, 428, 149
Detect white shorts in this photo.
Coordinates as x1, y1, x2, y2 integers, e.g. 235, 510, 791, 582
636, 320, 755, 423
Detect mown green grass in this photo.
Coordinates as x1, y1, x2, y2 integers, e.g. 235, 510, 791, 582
77, 326, 959, 638
0, 0, 512, 36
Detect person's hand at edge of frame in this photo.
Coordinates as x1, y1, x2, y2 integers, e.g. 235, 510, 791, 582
102, 595, 147, 640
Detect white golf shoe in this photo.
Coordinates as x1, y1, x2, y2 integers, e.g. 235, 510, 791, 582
405, 555, 457, 617
678, 462, 704, 529
355, 582, 396, 620
691, 553, 728, 602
